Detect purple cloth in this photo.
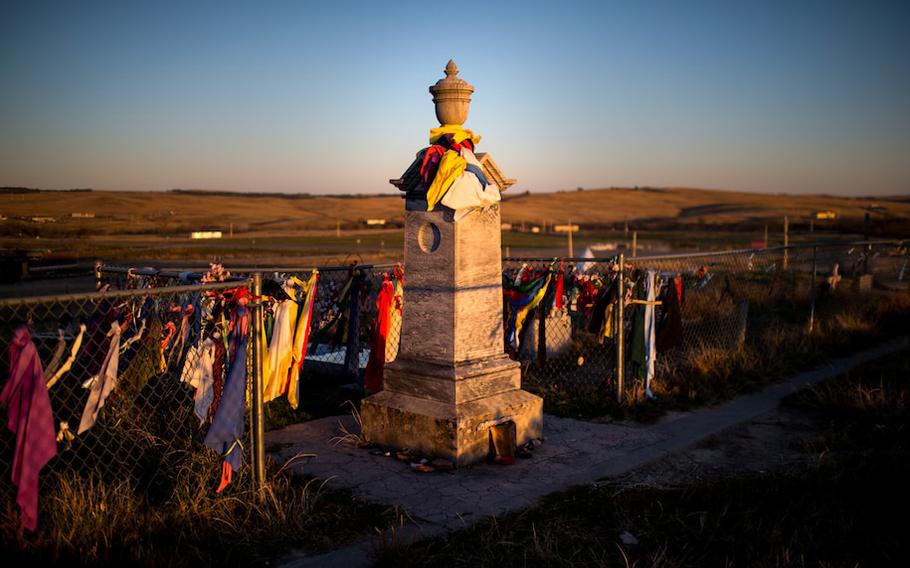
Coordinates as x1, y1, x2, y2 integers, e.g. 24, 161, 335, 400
204, 310, 249, 473
1, 326, 57, 531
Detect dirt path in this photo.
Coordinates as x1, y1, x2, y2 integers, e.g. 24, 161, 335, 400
613, 405, 823, 489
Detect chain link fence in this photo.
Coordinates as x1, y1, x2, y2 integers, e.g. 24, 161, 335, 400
503, 257, 620, 402
97, 263, 405, 384
504, 239, 908, 404
0, 280, 250, 512
1, 240, 905, 531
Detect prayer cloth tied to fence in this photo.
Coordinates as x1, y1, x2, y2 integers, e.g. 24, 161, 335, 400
204, 307, 250, 493
1, 326, 57, 531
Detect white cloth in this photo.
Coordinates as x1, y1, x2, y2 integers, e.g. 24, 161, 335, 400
576, 247, 595, 274
47, 324, 86, 389
78, 321, 122, 434
643, 270, 657, 400
180, 337, 216, 424
44, 330, 66, 378
440, 148, 501, 221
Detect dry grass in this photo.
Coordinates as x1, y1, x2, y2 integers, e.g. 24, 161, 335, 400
4, 186, 909, 236
0, 449, 396, 566
536, 289, 910, 422
374, 349, 910, 567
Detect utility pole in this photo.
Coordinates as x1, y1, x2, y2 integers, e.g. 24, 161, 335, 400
783, 216, 789, 270
229, 222, 233, 238
632, 231, 638, 258
567, 219, 574, 257
336, 220, 341, 238
764, 224, 769, 247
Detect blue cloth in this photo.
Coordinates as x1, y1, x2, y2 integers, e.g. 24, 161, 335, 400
464, 163, 488, 189
204, 334, 248, 472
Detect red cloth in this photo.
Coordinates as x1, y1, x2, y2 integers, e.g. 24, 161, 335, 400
293, 273, 319, 374
364, 277, 394, 393
555, 266, 565, 309
420, 145, 445, 185
1, 326, 57, 531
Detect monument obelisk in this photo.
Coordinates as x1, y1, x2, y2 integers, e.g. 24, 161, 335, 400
360, 61, 543, 465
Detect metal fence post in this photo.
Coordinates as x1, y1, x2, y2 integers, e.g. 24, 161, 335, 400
250, 273, 266, 489
808, 245, 817, 335
344, 269, 362, 380
615, 254, 625, 404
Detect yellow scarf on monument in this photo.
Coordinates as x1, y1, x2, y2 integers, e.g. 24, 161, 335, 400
429, 125, 481, 145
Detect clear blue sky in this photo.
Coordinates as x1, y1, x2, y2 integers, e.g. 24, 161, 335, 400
1, 0, 908, 196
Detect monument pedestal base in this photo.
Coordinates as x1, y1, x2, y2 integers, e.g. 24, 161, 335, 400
361, 355, 543, 466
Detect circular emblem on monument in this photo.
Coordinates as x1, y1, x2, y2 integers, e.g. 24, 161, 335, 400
417, 222, 441, 253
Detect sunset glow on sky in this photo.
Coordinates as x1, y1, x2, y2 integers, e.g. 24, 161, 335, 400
1, 1, 908, 196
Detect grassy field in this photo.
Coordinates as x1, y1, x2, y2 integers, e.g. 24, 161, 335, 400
4, 187, 908, 234
375, 347, 910, 567
2, 186, 907, 265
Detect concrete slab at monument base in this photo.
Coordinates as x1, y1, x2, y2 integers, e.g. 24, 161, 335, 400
361, 357, 543, 466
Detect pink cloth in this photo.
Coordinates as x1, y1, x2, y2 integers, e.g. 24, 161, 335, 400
1, 326, 57, 531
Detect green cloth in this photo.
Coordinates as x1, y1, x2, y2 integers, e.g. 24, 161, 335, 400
119, 318, 165, 399
627, 278, 647, 382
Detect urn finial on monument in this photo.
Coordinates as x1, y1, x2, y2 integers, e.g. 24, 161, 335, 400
429, 59, 474, 126
362, 61, 543, 467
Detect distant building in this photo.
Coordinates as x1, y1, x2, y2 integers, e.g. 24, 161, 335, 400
500, 222, 513, 230
70, 212, 95, 218
554, 224, 579, 233
531, 226, 541, 234
191, 231, 222, 239
366, 218, 386, 226
812, 210, 837, 220
30, 216, 56, 223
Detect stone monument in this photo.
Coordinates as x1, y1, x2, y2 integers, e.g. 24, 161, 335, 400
360, 61, 543, 466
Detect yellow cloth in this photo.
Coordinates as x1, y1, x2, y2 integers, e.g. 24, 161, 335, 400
263, 283, 298, 404
385, 279, 403, 363
603, 304, 615, 339
514, 274, 552, 344
429, 125, 481, 145
426, 150, 467, 211
287, 271, 318, 409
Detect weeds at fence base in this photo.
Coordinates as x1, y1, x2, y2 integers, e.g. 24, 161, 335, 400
530, 290, 910, 422
0, 450, 397, 566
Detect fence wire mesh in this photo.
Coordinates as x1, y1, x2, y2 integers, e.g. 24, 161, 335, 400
0, 281, 250, 506
503, 257, 620, 401
506, 240, 907, 403
97, 263, 405, 384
